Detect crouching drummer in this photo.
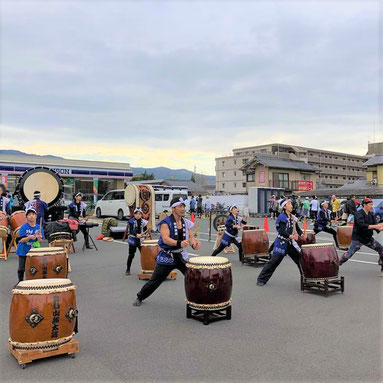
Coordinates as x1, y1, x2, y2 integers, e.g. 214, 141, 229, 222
68, 192, 91, 249
313, 200, 339, 248
126, 208, 149, 276
339, 197, 383, 273
210, 205, 248, 262
15, 208, 44, 284
133, 197, 201, 307
257, 200, 306, 286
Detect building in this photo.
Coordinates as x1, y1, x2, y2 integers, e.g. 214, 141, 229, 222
130, 179, 208, 196
241, 154, 318, 192
0, 153, 133, 201
215, 143, 368, 194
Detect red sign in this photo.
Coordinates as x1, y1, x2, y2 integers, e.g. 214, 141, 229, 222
258, 170, 265, 184
297, 180, 313, 191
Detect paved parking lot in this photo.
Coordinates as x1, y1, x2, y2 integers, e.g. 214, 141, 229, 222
1, 217, 382, 382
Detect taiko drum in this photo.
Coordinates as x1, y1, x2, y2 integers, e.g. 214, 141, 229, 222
25, 247, 67, 280
185, 256, 232, 310
10, 211, 26, 231
140, 240, 161, 272
242, 229, 269, 255
0, 212, 9, 230
301, 243, 339, 279
337, 226, 353, 250
9, 278, 77, 350
297, 230, 316, 248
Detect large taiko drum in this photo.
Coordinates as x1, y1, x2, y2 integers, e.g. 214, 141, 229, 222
337, 226, 353, 250
25, 247, 68, 280
140, 240, 161, 272
0, 211, 9, 230
301, 243, 339, 279
185, 256, 232, 310
297, 230, 316, 248
49, 232, 72, 243
9, 278, 77, 350
242, 229, 269, 255
10, 211, 27, 232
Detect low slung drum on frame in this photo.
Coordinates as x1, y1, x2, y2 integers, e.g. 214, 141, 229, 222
26, 247, 68, 280
185, 256, 232, 324
0, 211, 9, 230
241, 229, 270, 265
300, 243, 344, 295
337, 226, 353, 250
9, 278, 78, 350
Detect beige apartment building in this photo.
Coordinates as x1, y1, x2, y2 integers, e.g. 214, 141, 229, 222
216, 143, 367, 194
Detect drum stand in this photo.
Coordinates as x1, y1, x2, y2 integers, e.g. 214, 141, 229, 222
301, 275, 345, 297
242, 253, 270, 266
186, 304, 231, 325
9, 338, 79, 369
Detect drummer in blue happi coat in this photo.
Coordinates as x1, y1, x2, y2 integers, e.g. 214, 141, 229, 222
257, 199, 306, 286
210, 205, 248, 262
125, 208, 149, 275
133, 197, 201, 307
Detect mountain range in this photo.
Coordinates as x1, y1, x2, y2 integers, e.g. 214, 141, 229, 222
0, 150, 216, 185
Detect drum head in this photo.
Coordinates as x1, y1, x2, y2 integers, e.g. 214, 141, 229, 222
188, 256, 229, 265
301, 243, 334, 248
142, 240, 158, 246
16, 167, 63, 207
28, 247, 65, 254
0, 226, 9, 235
124, 184, 138, 206
13, 278, 75, 294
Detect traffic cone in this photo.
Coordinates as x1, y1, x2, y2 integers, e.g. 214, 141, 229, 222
191, 212, 195, 224
303, 218, 308, 231
263, 216, 270, 232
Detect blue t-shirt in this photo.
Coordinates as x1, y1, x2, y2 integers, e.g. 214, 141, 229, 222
16, 223, 45, 256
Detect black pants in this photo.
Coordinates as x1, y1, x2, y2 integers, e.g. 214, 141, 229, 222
257, 244, 302, 284
211, 239, 244, 262
79, 225, 89, 246
137, 254, 187, 301
127, 244, 141, 271
17, 256, 26, 282
314, 226, 339, 247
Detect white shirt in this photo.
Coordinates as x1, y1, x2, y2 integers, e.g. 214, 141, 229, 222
310, 199, 319, 211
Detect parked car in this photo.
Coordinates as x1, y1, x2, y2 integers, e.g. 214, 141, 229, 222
373, 199, 383, 223
95, 190, 129, 220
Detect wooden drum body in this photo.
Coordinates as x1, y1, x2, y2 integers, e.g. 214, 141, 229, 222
49, 232, 72, 243
9, 279, 77, 350
140, 240, 160, 272
26, 247, 67, 280
337, 226, 353, 250
10, 211, 26, 232
301, 243, 339, 280
185, 256, 232, 310
242, 229, 269, 255
297, 230, 316, 248
0, 211, 8, 230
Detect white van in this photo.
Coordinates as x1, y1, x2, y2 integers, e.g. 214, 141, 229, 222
95, 189, 129, 220
152, 186, 188, 215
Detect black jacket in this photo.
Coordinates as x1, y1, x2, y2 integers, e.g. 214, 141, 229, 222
345, 199, 357, 215
352, 209, 378, 244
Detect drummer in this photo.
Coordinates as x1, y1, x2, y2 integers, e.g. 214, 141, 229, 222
24, 190, 48, 224
125, 208, 149, 276
210, 205, 248, 262
313, 200, 339, 248
339, 197, 383, 273
0, 190, 10, 215
133, 197, 201, 307
68, 192, 91, 249
257, 200, 306, 286
15, 207, 44, 283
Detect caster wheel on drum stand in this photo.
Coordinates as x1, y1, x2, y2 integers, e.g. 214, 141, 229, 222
186, 305, 192, 319
69, 353, 77, 358
226, 306, 232, 320
19, 363, 27, 369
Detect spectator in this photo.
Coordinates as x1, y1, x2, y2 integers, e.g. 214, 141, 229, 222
330, 194, 340, 220
269, 195, 277, 219
189, 195, 196, 215
196, 195, 203, 217
204, 195, 211, 216
310, 196, 319, 221
342, 195, 357, 224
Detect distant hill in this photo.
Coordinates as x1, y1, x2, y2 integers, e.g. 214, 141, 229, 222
0, 150, 216, 185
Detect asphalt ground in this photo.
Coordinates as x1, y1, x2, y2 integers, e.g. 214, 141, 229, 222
1, 217, 382, 383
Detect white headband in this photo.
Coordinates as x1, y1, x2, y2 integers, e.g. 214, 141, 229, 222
321, 200, 329, 206
281, 199, 291, 209
134, 208, 143, 214
75, 192, 83, 198
171, 198, 186, 208
229, 205, 238, 212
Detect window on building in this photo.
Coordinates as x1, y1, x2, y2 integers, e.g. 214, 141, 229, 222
234, 171, 237, 176
247, 174, 255, 182
222, 183, 225, 189
277, 173, 289, 188
234, 160, 236, 165
222, 172, 225, 177
234, 183, 237, 188
242, 182, 246, 188
301, 174, 310, 180
242, 159, 248, 164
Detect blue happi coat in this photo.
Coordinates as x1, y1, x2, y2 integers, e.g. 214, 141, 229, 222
220, 214, 247, 247
273, 212, 302, 256
127, 217, 148, 246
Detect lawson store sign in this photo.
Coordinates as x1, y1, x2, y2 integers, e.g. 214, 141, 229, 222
0, 163, 133, 179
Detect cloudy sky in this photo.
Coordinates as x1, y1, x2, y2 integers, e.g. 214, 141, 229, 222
1, 0, 382, 174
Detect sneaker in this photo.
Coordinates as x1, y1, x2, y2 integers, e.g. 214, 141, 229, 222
256, 281, 266, 286
125, 271, 131, 276
133, 298, 142, 306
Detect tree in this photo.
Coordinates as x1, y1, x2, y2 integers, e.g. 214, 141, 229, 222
131, 171, 155, 181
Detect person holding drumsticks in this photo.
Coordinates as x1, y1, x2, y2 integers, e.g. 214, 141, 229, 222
339, 197, 383, 273
133, 197, 201, 307
15, 207, 44, 283
313, 200, 339, 248
68, 192, 92, 249
257, 200, 306, 286
125, 208, 150, 276
24, 190, 48, 224
210, 205, 248, 262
